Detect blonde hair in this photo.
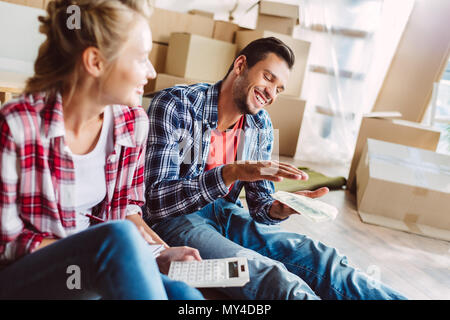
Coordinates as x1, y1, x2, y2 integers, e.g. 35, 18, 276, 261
24, 0, 152, 102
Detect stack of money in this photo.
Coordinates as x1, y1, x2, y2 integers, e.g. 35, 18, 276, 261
271, 191, 338, 222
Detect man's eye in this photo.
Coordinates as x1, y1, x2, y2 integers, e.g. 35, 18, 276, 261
264, 74, 271, 81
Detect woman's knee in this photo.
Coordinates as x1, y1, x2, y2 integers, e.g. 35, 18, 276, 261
97, 220, 139, 238
161, 275, 204, 300
94, 220, 146, 252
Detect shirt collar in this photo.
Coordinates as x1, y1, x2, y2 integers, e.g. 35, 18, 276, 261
111, 105, 136, 148
203, 81, 266, 130
245, 110, 267, 130
41, 92, 65, 140
40, 92, 136, 148
203, 81, 221, 128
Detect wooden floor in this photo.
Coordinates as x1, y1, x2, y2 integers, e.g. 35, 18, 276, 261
271, 156, 450, 300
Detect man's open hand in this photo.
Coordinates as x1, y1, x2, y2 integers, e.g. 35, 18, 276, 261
222, 160, 309, 186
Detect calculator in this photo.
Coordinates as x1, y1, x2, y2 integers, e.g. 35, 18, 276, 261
168, 257, 250, 288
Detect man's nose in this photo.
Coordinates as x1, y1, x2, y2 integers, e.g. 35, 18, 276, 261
264, 85, 276, 102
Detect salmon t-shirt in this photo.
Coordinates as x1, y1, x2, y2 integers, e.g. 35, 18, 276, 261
205, 116, 245, 191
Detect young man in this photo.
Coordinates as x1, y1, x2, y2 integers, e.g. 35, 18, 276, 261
143, 37, 407, 300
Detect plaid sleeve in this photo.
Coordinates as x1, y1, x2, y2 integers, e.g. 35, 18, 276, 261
143, 92, 228, 225
126, 107, 149, 217
244, 111, 286, 225
0, 117, 46, 262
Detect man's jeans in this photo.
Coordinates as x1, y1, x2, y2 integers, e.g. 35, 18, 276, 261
0, 220, 204, 300
153, 198, 408, 300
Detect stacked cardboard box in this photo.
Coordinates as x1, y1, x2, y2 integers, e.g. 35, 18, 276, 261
1, 0, 46, 9
145, 8, 241, 95
149, 7, 215, 44
165, 33, 236, 83
266, 96, 305, 157
212, 20, 240, 43
151, 73, 212, 94
356, 138, 450, 241
347, 113, 442, 192
257, 0, 300, 36
144, 8, 216, 94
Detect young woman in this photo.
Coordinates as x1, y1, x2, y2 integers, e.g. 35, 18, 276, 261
0, 0, 204, 300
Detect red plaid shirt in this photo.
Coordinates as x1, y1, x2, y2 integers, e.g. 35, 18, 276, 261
0, 92, 148, 263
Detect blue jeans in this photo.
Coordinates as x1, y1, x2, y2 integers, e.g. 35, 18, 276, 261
0, 220, 204, 300
153, 198, 408, 300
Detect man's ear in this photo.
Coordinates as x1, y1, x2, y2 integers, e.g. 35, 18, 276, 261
233, 55, 247, 76
81, 46, 104, 78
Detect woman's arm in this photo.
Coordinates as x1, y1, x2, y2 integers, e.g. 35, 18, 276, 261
0, 117, 50, 261
126, 213, 169, 248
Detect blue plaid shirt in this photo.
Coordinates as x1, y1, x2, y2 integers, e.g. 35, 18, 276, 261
143, 81, 281, 226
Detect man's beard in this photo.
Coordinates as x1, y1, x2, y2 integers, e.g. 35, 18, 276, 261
232, 72, 254, 115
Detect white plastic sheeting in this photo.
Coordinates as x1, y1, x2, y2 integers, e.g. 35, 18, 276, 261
294, 0, 414, 164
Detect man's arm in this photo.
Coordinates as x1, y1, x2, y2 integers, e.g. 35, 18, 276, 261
143, 92, 230, 225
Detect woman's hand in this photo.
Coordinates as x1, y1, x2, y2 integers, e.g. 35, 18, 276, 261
156, 246, 202, 275
126, 213, 169, 248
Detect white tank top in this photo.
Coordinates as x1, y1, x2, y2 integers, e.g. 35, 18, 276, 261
67, 106, 115, 235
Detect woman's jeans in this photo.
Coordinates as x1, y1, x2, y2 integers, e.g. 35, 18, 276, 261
153, 198, 408, 300
0, 220, 204, 300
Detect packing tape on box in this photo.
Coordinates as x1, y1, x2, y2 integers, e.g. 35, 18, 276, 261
403, 213, 423, 235
412, 187, 429, 197
371, 149, 450, 190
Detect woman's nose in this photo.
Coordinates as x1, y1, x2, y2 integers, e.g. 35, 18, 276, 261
147, 61, 157, 80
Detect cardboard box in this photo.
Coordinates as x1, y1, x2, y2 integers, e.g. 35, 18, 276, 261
2, 0, 44, 9
144, 42, 168, 94
347, 114, 441, 192
259, 0, 300, 20
257, 1, 299, 36
213, 20, 240, 43
165, 33, 236, 83
149, 8, 214, 44
145, 73, 211, 95
257, 14, 297, 36
235, 30, 310, 98
265, 96, 305, 157
356, 139, 450, 241
0, 71, 26, 106
188, 9, 214, 19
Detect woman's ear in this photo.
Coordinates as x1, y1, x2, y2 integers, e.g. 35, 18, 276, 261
81, 46, 105, 78
233, 55, 247, 76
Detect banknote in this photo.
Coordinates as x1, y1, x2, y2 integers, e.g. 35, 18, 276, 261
271, 191, 338, 222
